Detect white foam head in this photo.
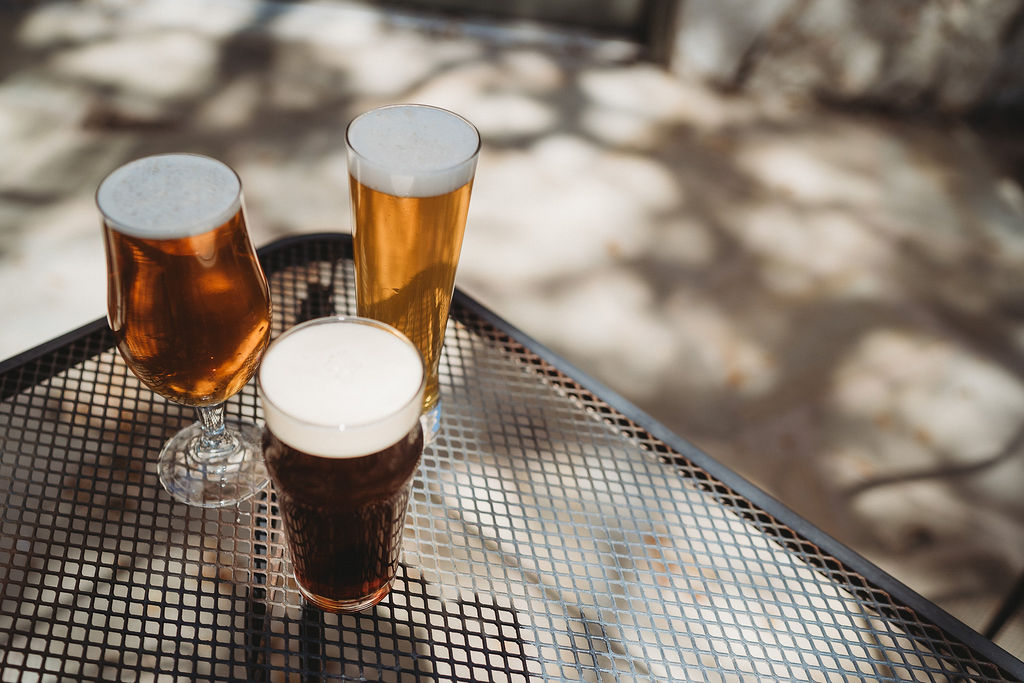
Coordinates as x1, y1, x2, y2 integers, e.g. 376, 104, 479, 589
259, 317, 425, 458
96, 153, 242, 238
346, 104, 480, 198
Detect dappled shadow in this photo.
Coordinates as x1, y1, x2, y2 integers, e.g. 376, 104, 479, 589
844, 422, 1024, 501
3, 0, 1024, 645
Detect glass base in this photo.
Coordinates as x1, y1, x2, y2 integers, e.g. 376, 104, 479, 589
158, 420, 269, 508
296, 577, 393, 613
421, 400, 441, 444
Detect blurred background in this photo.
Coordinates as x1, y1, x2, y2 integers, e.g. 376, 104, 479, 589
2, 0, 1024, 658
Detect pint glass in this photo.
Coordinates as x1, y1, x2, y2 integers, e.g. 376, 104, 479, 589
259, 316, 426, 612
98, 153, 272, 507
346, 104, 480, 441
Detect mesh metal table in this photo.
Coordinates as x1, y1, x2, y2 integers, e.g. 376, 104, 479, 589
0, 233, 1021, 682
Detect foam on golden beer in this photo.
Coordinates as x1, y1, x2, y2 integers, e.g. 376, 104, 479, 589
259, 318, 425, 458
97, 153, 242, 238
346, 104, 479, 198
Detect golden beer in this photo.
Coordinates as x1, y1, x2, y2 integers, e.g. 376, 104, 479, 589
346, 104, 480, 440
350, 180, 472, 414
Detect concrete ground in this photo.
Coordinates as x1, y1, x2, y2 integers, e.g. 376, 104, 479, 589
3, 0, 1024, 659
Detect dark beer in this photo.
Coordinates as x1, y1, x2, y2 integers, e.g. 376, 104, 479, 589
263, 423, 422, 610
259, 317, 426, 612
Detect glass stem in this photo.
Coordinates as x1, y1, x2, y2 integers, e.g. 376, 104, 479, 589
194, 403, 237, 465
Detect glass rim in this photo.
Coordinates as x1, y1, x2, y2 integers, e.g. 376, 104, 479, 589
344, 103, 482, 176
96, 152, 243, 238
258, 315, 427, 432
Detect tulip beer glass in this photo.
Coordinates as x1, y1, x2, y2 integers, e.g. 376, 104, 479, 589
98, 153, 272, 507
346, 104, 479, 441
259, 317, 425, 612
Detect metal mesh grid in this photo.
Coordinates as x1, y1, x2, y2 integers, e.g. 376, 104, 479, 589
0, 233, 1019, 681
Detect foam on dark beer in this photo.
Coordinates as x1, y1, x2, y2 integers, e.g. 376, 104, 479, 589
259, 321, 425, 458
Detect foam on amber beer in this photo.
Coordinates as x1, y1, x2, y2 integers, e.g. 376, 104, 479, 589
97, 154, 242, 238
259, 319, 424, 458
346, 104, 479, 198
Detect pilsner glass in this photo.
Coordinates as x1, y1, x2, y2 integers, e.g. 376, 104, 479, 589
98, 153, 272, 507
258, 316, 425, 612
346, 104, 480, 441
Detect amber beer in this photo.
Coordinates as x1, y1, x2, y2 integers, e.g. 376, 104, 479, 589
347, 104, 480, 440
100, 155, 271, 407
97, 153, 272, 508
259, 317, 426, 612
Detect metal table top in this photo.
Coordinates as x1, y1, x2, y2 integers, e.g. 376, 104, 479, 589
0, 233, 1021, 682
